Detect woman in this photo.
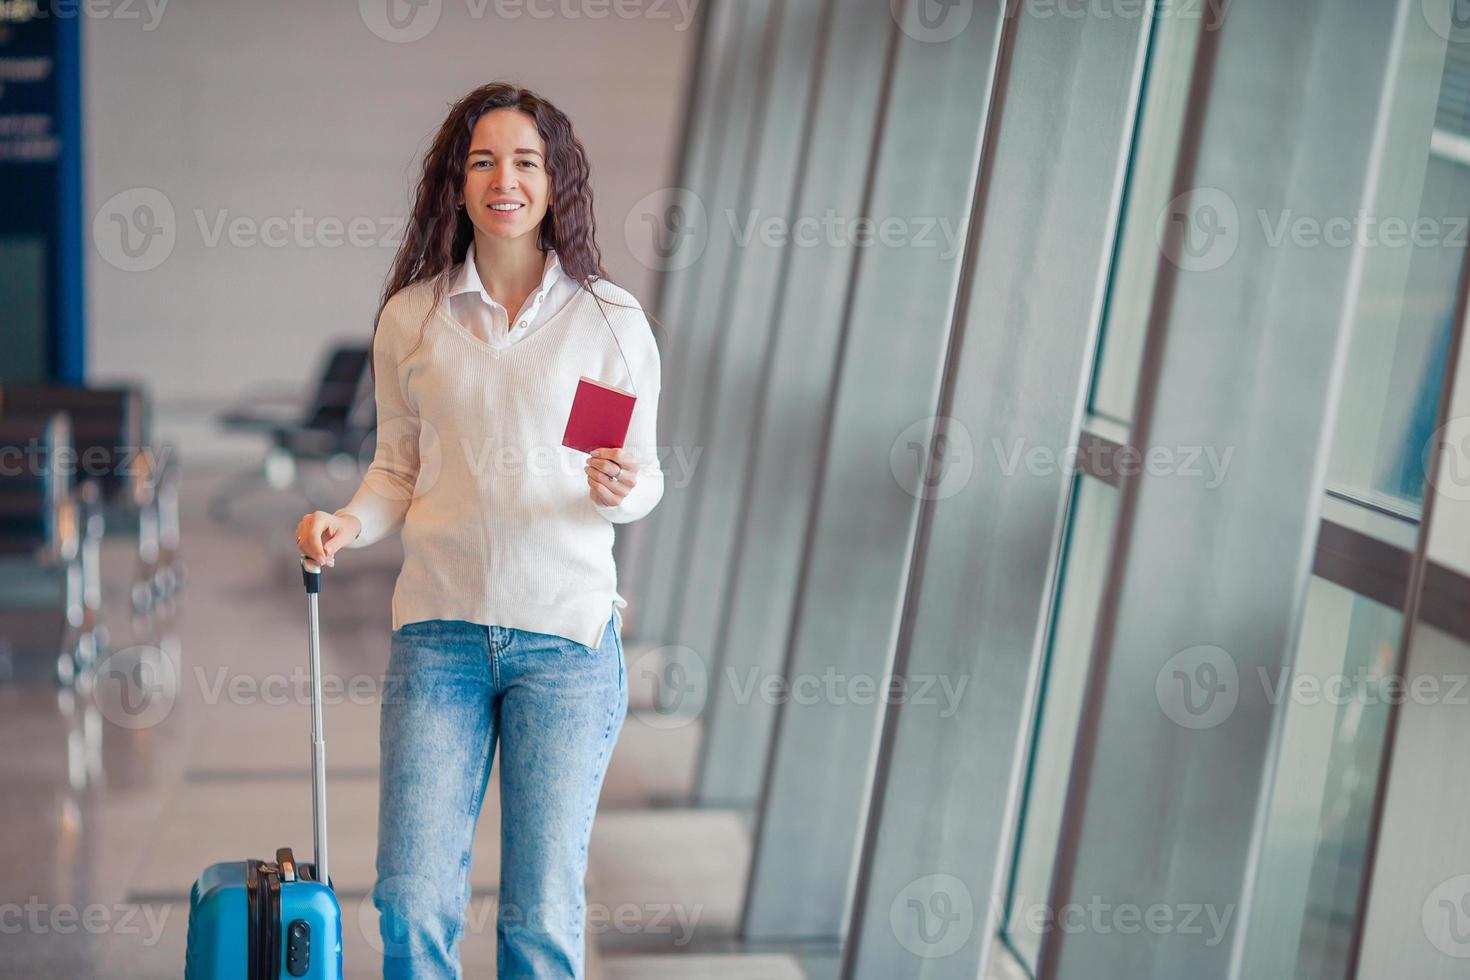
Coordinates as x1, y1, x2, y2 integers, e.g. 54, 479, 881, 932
293, 82, 663, 978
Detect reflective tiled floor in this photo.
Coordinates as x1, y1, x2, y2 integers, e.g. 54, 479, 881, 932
0, 466, 829, 979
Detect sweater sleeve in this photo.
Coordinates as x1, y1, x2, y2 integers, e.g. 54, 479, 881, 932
593, 310, 664, 525
335, 303, 420, 548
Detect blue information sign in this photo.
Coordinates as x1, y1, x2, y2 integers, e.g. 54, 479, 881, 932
0, 4, 84, 381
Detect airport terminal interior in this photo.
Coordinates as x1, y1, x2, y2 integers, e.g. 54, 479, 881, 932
4, 0, 1470, 977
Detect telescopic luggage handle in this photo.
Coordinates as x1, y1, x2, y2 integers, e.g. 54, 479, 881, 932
300, 555, 330, 889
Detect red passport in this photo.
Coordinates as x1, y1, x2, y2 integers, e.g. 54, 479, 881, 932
561, 376, 636, 454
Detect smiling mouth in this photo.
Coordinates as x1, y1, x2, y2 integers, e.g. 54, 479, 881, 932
488, 203, 524, 212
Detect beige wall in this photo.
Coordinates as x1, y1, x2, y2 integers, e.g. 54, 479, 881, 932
83, 0, 698, 462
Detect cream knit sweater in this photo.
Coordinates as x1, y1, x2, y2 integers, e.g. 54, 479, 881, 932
334, 273, 664, 649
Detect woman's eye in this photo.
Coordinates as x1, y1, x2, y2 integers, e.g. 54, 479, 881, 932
520, 161, 538, 169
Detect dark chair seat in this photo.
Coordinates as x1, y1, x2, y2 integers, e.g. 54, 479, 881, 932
0, 413, 71, 557
0, 385, 145, 507
209, 346, 374, 522
0, 412, 89, 686
0, 383, 182, 615
217, 349, 371, 457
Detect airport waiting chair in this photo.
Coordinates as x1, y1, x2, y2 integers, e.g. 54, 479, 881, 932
0, 412, 104, 685
0, 383, 183, 612
208, 345, 374, 524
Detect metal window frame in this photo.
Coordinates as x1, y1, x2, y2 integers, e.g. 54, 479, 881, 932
1070, 433, 1470, 645
839, 4, 1155, 978
635, 0, 783, 641
692, 0, 905, 809
664, 0, 834, 746
1038, 0, 1418, 976
740, 0, 1010, 943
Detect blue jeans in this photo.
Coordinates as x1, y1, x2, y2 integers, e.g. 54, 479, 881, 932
373, 607, 627, 978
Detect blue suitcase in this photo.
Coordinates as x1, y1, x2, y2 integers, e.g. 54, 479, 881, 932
185, 558, 344, 979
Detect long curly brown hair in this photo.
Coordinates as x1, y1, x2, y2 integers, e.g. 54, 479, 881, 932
374, 82, 638, 364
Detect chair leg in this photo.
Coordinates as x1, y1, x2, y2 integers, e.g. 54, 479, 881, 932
83, 518, 106, 620
132, 501, 160, 614
72, 626, 99, 683
155, 459, 185, 598
73, 515, 104, 680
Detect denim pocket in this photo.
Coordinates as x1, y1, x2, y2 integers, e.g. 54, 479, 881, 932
394, 619, 443, 636
390, 620, 484, 663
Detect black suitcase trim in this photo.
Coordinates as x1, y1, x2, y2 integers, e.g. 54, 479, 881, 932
247, 859, 283, 980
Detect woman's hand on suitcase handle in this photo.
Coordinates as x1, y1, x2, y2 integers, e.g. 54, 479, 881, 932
295, 511, 361, 567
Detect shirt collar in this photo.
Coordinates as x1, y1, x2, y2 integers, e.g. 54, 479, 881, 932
451, 242, 564, 310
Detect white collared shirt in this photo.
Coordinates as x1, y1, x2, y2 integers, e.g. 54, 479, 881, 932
447, 242, 579, 347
